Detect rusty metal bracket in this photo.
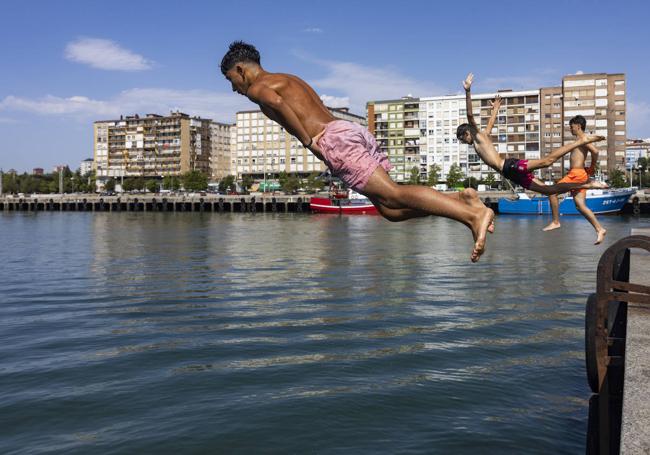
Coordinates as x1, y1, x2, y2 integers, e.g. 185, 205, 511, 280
591, 235, 650, 393
586, 235, 650, 455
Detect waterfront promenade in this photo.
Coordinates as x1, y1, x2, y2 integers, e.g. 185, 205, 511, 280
1, 190, 648, 213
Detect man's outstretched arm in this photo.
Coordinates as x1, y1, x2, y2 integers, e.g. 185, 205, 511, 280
463, 73, 478, 129
247, 83, 312, 146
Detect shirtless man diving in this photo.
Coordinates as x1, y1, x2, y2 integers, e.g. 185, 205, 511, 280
457, 73, 607, 195
221, 41, 494, 262
543, 115, 607, 244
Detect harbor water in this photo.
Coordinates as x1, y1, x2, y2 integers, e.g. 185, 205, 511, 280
1, 212, 649, 454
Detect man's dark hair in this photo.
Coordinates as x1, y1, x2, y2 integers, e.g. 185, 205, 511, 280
569, 115, 586, 131
456, 123, 477, 140
220, 41, 261, 75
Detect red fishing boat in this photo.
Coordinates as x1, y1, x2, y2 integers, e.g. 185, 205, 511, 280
309, 190, 378, 215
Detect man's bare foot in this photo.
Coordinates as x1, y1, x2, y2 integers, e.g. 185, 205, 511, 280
543, 221, 561, 232
460, 188, 495, 233
595, 228, 607, 245
470, 207, 494, 263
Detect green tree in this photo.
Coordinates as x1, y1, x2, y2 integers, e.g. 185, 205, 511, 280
484, 172, 496, 188
218, 175, 236, 193
163, 175, 181, 190
3, 172, 19, 194
608, 169, 628, 188
182, 171, 208, 191
104, 179, 116, 192
171, 177, 181, 191
427, 164, 440, 187
122, 178, 136, 192
305, 172, 324, 192
240, 174, 253, 193
146, 179, 159, 193
279, 172, 300, 193
408, 166, 421, 185
446, 163, 464, 189
462, 176, 479, 189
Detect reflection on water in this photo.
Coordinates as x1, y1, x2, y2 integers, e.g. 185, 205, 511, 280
1, 212, 649, 454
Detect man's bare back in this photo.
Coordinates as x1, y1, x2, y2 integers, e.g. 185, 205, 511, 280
250, 73, 335, 137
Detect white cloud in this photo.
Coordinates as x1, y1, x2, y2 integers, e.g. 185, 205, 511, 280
65, 38, 154, 71
303, 27, 323, 33
628, 100, 650, 139
0, 88, 253, 123
320, 94, 349, 108
298, 54, 447, 115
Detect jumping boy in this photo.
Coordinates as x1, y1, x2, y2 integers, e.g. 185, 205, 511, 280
457, 73, 607, 195
220, 41, 494, 262
543, 115, 607, 244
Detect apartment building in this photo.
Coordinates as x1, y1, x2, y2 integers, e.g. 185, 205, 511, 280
233, 107, 366, 179
539, 87, 564, 180
626, 139, 650, 169
79, 158, 94, 176
210, 122, 234, 181
94, 111, 213, 183
366, 97, 422, 182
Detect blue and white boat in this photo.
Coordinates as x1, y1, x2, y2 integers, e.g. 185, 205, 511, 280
498, 188, 636, 215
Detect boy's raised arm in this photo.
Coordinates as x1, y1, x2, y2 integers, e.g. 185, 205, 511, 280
463, 73, 478, 129
485, 95, 502, 135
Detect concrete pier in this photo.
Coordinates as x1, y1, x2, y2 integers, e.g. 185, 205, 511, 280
620, 227, 650, 454
0, 194, 311, 213
0, 190, 648, 214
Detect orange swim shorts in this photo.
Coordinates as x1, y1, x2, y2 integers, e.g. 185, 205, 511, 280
558, 168, 589, 195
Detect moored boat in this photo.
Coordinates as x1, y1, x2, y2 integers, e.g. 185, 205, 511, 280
310, 190, 378, 214
498, 188, 636, 215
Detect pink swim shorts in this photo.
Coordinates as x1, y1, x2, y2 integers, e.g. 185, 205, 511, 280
316, 120, 392, 192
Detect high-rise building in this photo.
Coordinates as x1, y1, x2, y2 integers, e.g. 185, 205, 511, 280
366, 97, 422, 182
233, 107, 365, 180
94, 111, 213, 183
32, 168, 44, 176
539, 87, 564, 180
210, 122, 234, 181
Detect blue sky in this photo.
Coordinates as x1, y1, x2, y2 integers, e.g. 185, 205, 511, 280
1, 0, 649, 172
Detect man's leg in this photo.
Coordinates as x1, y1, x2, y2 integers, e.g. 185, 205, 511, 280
526, 136, 604, 171
573, 192, 607, 245
361, 167, 494, 262
543, 193, 561, 231
370, 190, 494, 232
